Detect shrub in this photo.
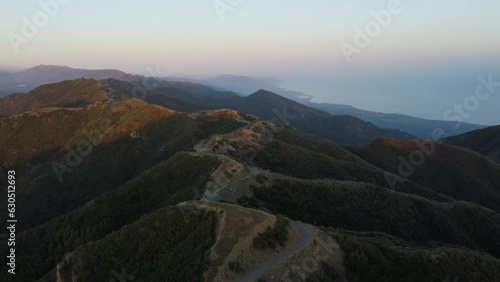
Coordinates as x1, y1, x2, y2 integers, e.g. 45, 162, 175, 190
346, 250, 370, 275
253, 215, 290, 250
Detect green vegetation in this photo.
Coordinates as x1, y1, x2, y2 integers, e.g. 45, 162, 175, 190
1, 108, 200, 230
350, 138, 500, 210
0, 99, 249, 231
247, 139, 449, 202
345, 250, 370, 275
253, 215, 290, 250
0, 153, 220, 281
272, 126, 366, 163
189, 88, 411, 145
255, 174, 269, 184
194, 114, 249, 135
57, 206, 217, 281
254, 139, 386, 181
0, 78, 107, 117
2, 78, 500, 281
444, 124, 500, 164
105, 78, 207, 112
333, 229, 500, 282
247, 177, 500, 258
228, 260, 244, 273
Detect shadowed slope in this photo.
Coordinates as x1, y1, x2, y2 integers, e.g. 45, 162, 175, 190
349, 137, 500, 210
444, 125, 500, 164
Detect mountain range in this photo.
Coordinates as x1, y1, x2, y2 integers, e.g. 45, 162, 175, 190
1, 78, 414, 146
0, 65, 486, 139
166, 73, 487, 139
0, 75, 499, 281
0, 65, 133, 98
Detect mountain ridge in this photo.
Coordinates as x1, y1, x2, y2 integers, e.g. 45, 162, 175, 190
0, 78, 415, 146
0, 66, 487, 139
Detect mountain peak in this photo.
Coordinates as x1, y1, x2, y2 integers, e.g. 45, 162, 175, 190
251, 89, 279, 97
11, 65, 130, 88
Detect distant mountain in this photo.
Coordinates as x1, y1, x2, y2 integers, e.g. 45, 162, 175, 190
105, 78, 211, 112
179, 74, 487, 139
444, 125, 500, 164
15, 65, 134, 85
161, 81, 237, 99
1, 67, 486, 139
219, 90, 415, 145
0, 78, 231, 117
201, 75, 283, 95
310, 102, 486, 139
80, 77, 413, 145
0, 78, 108, 117
0, 65, 135, 97
114, 82, 415, 145
187, 74, 313, 101
5, 74, 489, 148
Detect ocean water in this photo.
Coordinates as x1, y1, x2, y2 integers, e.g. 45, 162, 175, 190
281, 70, 500, 126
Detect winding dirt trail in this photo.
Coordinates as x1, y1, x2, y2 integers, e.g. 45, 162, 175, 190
193, 134, 316, 282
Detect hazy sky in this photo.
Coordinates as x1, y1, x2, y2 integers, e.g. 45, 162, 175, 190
1, 0, 500, 124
